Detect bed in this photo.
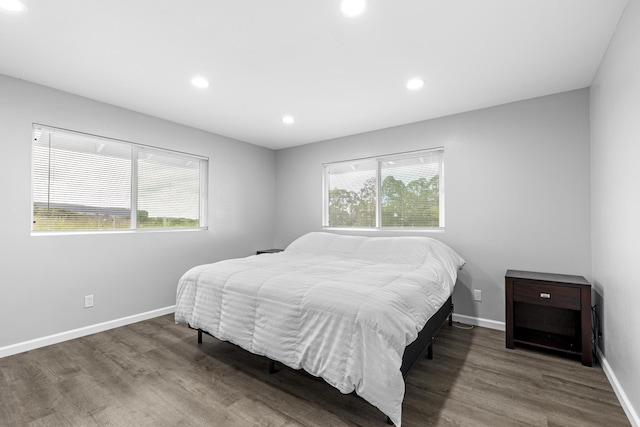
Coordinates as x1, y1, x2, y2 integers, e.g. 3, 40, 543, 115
175, 232, 465, 426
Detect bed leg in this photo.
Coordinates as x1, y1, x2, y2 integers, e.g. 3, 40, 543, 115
268, 359, 276, 374
197, 329, 202, 344
448, 312, 453, 326
427, 341, 434, 360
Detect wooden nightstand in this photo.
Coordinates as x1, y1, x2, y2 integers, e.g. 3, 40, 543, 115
256, 249, 284, 255
505, 270, 592, 366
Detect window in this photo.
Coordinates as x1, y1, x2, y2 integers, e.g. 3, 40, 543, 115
323, 148, 444, 229
32, 125, 208, 233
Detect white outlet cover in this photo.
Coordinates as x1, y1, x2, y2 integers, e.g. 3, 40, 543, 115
473, 290, 482, 301
85, 295, 94, 308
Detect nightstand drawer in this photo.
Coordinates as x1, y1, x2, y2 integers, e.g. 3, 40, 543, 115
513, 281, 581, 310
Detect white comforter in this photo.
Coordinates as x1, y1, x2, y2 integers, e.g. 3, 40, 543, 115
175, 232, 464, 426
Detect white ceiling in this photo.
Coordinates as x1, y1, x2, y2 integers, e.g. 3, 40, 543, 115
0, 0, 628, 150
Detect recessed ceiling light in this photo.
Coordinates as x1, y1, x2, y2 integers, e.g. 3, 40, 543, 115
406, 78, 425, 90
282, 115, 295, 124
341, 0, 366, 17
191, 76, 209, 89
0, 0, 28, 12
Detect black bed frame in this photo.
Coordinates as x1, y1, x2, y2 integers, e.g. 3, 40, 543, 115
193, 296, 453, 425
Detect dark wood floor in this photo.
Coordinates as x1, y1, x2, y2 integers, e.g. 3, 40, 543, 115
0, 315, 629, 426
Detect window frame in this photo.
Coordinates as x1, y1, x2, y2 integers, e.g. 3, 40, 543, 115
322, 148, 444, 231
31, 124, 208, 235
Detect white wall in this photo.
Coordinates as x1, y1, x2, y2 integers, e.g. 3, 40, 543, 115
591, 0, 640, 422
0, 74, 276, 349
275, 89, 591, 326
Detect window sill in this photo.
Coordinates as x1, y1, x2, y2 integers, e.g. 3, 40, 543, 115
322, 226, 444, 234
30, 227, 208, 237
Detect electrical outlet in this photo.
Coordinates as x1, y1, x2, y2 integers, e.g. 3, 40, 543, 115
473, 289, 482, 302
84, 295, 94, 308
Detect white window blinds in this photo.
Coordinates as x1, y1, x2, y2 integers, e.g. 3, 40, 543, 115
323, 148, 444, 229
380, 150, 443, 228
325, 159, 377, 227
137, 149, 202, 229
32, 125, 208, 233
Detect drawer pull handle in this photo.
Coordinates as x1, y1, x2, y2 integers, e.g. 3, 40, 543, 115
540, 293, 551, 299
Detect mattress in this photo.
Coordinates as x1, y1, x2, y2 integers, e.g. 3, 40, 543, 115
175, 232, 464, 426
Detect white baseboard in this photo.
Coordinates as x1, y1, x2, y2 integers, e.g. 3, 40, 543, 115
597, 348, 640, 427
452, 313, 506, 331
0, 305, 176, 359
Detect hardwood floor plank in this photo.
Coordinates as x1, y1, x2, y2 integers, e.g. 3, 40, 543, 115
0, 315, 630, 426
